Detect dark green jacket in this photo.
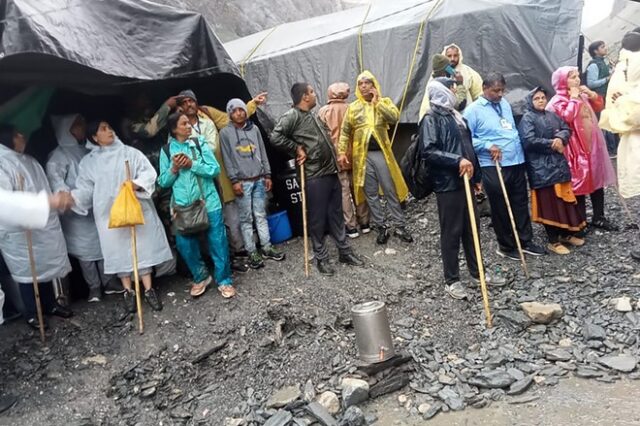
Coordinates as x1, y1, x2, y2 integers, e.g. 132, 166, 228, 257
270, 107, 338, 179
586, 57, 610, 97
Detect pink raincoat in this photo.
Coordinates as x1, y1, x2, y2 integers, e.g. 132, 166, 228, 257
546, 66, 616, 196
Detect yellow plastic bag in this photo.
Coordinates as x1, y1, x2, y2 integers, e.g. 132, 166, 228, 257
108, 180, 145, 228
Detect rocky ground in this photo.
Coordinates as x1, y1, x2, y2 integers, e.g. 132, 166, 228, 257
1, 187, 640, 425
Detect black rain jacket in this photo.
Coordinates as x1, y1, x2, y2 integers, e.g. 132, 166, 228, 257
517, 88, 572, 189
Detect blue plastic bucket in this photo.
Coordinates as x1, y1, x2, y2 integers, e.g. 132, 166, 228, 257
267, 211, 293, 244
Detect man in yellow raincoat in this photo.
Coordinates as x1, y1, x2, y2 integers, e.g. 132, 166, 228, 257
337, 71, 412, 245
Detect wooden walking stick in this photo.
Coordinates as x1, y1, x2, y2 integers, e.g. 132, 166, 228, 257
615, 185, 639, 229
125, 161, 144, 334
494, 161, 529, 278
130, 225, 144, 334
18, 175, 46, 343
300, 163, 310, 277
463, 174, 493, 328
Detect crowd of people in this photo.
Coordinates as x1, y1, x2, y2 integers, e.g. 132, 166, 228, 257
0, 33, 636, 338
0, 89, 283, 330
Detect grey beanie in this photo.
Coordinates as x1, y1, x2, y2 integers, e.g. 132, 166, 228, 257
226, 98, 248, 116
178, 89, 198, 103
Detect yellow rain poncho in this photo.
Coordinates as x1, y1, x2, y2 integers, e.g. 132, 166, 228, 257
600, 49, 640, 198
338, 70, 409, 206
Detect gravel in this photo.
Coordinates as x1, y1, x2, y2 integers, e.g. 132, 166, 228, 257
1, 188, 639, 424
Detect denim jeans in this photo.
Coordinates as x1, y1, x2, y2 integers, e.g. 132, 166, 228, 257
175, 209, 232, 286
235, 179, 272, 253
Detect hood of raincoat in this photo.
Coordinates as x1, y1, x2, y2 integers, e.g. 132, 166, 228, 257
550, 66, 577, 97
327, 82, 350, 103
355, 70, 382, 102
427, 80, 457, 110
51, 114, 81, 148
84, 135, 125, 151
441, 43, 465, 68
524, 87, 548, 113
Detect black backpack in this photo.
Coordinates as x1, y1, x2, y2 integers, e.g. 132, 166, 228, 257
400, 131, 432, 200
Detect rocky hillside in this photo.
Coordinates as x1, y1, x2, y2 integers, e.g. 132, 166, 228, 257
153, 0, 368, 42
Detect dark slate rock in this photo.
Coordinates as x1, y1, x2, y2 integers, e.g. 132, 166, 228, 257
495, 310, 532, 332
583, 323, 607, 341
423, 402, 443, 420
467, 371, 515, 389
338, 406, 366, 426
305, 402, 337, 426
264, 410, 293, 426
545, 349, 572, 362
598, 355, 638, 373
369, 373, 409, 399
575, 367, 604, 378
506, 375, 534, 395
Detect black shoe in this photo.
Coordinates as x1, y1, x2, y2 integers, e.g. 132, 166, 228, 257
592, 217, 619, 232
346, 227, 359, 239
231, 257, 249, 273
0, 394, 17, 414
48, 304, 73, 318
103, 280, 125, 295
88, 288, 102, 303
522, 243, 545, 256
234, 250, 249, 259
631, 250, 640, 261
496, 248, 520, 261
316, 259, 335, 276
393, 226, 414, 243
144, 288, 163, 312
124, 290, 137, 313
26, 316, 49, 330
376, 226, 390, 245
360, 223, 371, 234
339, 251, 365, 267
2, 311, 21, 322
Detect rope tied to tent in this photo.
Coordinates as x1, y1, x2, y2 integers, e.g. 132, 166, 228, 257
240, 26, 279, 78
357, 3, 373, 74
390, 0, 444, 146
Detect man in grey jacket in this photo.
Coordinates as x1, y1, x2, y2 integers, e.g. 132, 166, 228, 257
220, 99, 285, 269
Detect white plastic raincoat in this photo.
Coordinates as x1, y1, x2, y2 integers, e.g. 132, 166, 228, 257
0, 188, 49, 229
0, 145, 72, 283
46, 114, 103, 261
71, 138, 172, 275
600, 49, 640, 199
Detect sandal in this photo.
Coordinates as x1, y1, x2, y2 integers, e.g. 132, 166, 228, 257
218, 285, 236, 299
559, 235, 584, 247
547, 242, 570, 255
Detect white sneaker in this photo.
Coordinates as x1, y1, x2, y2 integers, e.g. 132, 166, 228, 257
445, 281, 468, 300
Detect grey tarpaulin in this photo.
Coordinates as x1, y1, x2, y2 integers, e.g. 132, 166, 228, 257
0, 0, 239, 92
225, 0, 583, 122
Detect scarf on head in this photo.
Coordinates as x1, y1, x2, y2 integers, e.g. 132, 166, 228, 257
427, 80, 466, 128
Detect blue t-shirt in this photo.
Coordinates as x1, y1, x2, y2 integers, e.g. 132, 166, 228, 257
463, 97, 525, 168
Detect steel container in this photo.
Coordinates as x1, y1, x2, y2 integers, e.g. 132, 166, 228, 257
351, 301, 395, 363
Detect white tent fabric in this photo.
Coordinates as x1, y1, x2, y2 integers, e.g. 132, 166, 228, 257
226, 0, 583, 122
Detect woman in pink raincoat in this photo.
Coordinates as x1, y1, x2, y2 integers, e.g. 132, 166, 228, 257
546, 66, 618, 231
